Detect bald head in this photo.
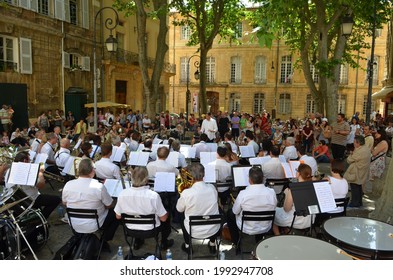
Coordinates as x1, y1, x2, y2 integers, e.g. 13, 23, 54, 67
60, 138, 70, 148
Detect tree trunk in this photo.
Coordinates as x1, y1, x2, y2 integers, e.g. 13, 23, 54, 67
199, 47, 208, 113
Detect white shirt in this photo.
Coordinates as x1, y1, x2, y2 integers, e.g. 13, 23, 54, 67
328, 176, 349, 213
176, 181, 220, 239
114, 186, 167, 230
146, 159, 179, 178
207, 158, 232, 192
283, 145, 298, 161
247, 140, 260, 155
30, 138, 41, 154
62, 177, 113, 233
232, 184, 277, 235
128, 140, 139, 152
299, 155, 318, 176
95, 158, 121, 180
201, 118, 218, 140
262, 157, 285, 182
55, 147, 71, 175
193, 141, 210, 158
40, 142, 56, 167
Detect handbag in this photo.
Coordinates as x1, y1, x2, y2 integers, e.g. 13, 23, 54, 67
323, 128, 331, 139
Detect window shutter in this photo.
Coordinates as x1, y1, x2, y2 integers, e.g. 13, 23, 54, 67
64, 0, 70, 22
18, 0, 30, 9
20, 38, 32, 74
30, 0, 38, 11
82, 0, 89, 29
54, 0, 64, 20
82, 56, 90, 71
63, 52, 70, 68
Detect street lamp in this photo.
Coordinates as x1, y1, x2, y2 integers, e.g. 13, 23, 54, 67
186, 54, 200, 126
93, 7, 119, 132
341, 13, 354, 37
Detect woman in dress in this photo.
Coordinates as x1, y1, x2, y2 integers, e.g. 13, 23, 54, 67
273, 163, 313, 235
369, 129, 389, 180
302, 120, 314, 153
347, 117, 360, 153
319, 118, 331, 144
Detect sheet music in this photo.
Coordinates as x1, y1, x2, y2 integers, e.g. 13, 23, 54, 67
200, 152, 216, 165
34, 153, 48, 164
180, 145, 196, 158
127, 152, 149, 166
166, 152, 179, 167
279, 155, 287, 163
73, 138, 82, 150
289, 161, 301, 175
104, 179, 129, 197
206, 142, 218, 153
154, 172, 176, 192
239, 146, 254, 158
313, 181, 337, 213
110, 146, 126, 162
249, 156, 271, 166
203, 164, 217, 183
8, 162, 39, 186
232, 166, 252, 187
137, 144, 144, 151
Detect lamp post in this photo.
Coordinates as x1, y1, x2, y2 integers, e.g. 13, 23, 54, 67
93, 7, 119, 132
366, 0, 377, 125
186, 55, 200, 126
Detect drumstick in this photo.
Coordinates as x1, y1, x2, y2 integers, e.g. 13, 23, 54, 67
336, 249, 362, 260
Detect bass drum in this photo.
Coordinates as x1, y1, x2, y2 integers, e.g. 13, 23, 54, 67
18, 209, 49, 252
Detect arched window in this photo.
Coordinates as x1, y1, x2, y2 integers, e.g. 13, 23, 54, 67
279, 93, 291, 114
254, 93, 265, 114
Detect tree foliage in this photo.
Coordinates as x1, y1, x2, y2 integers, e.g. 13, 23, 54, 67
248, 0, 391, 121
113, 0, 169, 117
170, 0, 246, 113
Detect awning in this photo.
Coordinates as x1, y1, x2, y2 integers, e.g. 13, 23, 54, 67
372, 85, 393, 100
84, 101, 131, 109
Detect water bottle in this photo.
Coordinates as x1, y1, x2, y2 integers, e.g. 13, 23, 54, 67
166, 249, 172, 260
116, 246, 123, 260
219, 250, 225, 260
57, 205, 65, 218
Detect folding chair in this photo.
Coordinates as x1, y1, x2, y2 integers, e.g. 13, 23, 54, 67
237, 210, 275, 258
188, 214, 223, 260
265, 178, 290, 207
66, 208, 104, 260
121, 214, 161, 260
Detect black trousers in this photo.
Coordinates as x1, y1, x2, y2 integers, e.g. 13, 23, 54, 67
349, 183, 363, 207
227, 209, 264, 245
101, 208, 120, 241
331, 143, 346, 160
33, 194, 61, 219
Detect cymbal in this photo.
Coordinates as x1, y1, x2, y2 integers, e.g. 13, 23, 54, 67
0, 197, 29, 213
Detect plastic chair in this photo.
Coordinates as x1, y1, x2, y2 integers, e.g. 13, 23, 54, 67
188, 214, 223, 260
237, 210, 275, 258
66, 207, 104, 260
121, 214, 161, 260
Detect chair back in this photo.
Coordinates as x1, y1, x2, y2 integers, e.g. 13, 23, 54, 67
265, 178, 290, 195
189, 214, 222, 239
240, 210, 276, 233
121, 213, 156, 227
334, 197, 350, 216
66, 208, 100, 235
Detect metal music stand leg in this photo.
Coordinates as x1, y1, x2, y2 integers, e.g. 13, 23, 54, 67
7, 210, 38, 260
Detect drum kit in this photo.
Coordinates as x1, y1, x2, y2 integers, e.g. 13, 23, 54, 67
0, 186, 49, 260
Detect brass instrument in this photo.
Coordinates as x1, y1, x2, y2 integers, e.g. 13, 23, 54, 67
119, 169, 126, 190
177, 168, 194, 194
73, 157, 82, 178
43, 170, 65, 183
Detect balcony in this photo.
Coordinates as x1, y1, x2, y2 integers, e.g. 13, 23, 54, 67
104, 48, 176, 74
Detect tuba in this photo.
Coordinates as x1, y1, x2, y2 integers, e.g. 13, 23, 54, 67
177, 168, 194, 194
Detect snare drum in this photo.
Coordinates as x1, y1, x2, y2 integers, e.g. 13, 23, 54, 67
255, 235, 352, 260
0, 187, 34, 219
323, 217, 393, 260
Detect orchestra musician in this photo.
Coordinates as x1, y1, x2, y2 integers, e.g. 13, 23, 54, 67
55, 138, 71, 176
262, 145, 286, 183
94, 142, 121, 181
40, 132, 60, 175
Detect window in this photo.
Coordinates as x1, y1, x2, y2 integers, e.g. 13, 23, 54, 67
206, 57, 215, 83
337, 94, 346, 114
181, 25, 191, 40
279, 93, 291, 114
230, 56, 241, 84
254, 93, 265, 114
235, 22, 243, 39
180, 57, 188, 83
0, 35, 18, 72
362, 96, 375, 115
70, 0, 78, 25
280, 55, 292, 83
306, 94, 315, 114
63, 52, 90, 71
81, 0, 89, 29
229, 93, 241, 113
310, 64, 319, 83
255, 56, 266, 84
38, 0, 49, 15
339, 64, 348, 84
